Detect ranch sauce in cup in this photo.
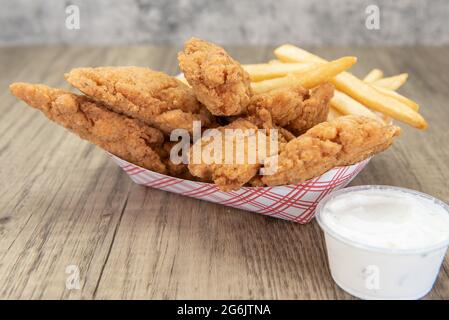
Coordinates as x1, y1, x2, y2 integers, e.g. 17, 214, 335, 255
316, 185, 449, 300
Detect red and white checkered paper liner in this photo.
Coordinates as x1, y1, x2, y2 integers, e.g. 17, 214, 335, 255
110, 155, 370, 224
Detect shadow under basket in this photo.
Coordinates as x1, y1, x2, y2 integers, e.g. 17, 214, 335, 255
110, 154, 370, 224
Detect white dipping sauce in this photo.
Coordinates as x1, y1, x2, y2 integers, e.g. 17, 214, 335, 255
316, 186, 449, 299
321, 190, 449, 250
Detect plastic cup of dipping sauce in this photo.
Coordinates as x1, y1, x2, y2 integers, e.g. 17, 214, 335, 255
316, 185, 449, 300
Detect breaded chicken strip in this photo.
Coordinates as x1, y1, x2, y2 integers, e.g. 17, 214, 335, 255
246, 175, 266, 187
178, 38, 252, 116
248, 83, 333, 136
10, 83, 167, 174
156, 141, 196, 181
287, 83, 333, 135
65, 66, 214, 134
152, 108, 213, 134
248, 84, 309, 127
188, 119, 275, 191
244, 106, 294, 151
262, 116, 400, 186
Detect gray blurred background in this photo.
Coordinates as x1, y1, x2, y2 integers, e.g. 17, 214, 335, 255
0, 0, 448, 46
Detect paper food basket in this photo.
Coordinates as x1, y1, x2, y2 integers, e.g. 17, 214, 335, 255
110, 155, 370, 224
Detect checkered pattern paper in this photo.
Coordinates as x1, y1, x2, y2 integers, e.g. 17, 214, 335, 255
110, 155, 370, 224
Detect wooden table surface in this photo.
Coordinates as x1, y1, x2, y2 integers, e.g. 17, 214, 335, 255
1, 46, 448, 300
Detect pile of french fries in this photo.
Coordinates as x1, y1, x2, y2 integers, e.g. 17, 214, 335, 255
243, 45, 426, 130
177, 44, 426, 129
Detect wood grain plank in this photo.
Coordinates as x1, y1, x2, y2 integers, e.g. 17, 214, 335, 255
93, 185, 351, 299
0, 47, 154, 299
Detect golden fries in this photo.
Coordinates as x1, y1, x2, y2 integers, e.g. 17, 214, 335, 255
363, 70, 417, 116
325, 69, 385, 121
251, 56, 357, 93
372, 84, 419, 111
243, 62, 315, 81
295, 56, 357, 88
363, 69, 384, 83
335, 72, 426, 129
363, 70, 417, 111
274, 45, 427, 129
272, 46, 381, 121
334, 70, 414, 117
251, 74, 296, 93
331, 90, 382, 120
275, 44, 323, 63
373, 73, 408, 90
327, 107, 343, 121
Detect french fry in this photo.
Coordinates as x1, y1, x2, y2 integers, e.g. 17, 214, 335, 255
325, 66, 384, 121
251, 56, 357, 93
274, 45, 427, 129
372, 84, 419, 111
363, 70, 416, 115
361, 70, 416, 111
327, 106, 343, 121
273, 47, 381, 121
295, 56, 357, 88
275, 44, 323, 63
363, 69, 384, 83
243, 62, 315, 81
329, 68, 386, 122
331, 90, 382, 121
251, 74, 297, 93
373, 73, 408, 90
335, 72, 426, 129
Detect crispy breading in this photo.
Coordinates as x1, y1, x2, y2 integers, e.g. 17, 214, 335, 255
10, 82, 167, 174
188, 119, 277, 191
278, 127, 296, 142
244, 107, 293, 153
152, 108, 213, 134
262, 115, 401, 186
248, 83, 333, 136
157, 141, 196, 180
286, 83, 333, 135
246, 175, 266, 187
178, 38, 252, 116
248, 84, 309, 127
65, 66, 214, 134
245, 106, 274, 130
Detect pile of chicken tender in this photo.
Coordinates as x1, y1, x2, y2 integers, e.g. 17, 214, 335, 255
10, 38, 400, 191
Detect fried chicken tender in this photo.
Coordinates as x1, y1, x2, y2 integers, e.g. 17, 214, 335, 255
278, 127, 296, 142
188, 119, 276, 191
246, 175, 266, 187
65, 66, 214, 134
152, 108, 213, 134
248, 83, 333, 136
287, 83, 333, 135
248, 84, 309, 127
245, 106, 274, 130
10, 82, 167, 174
157, 141, 196, 180
244, 106, 293, 153
262, 116, 401, 186
178, 38, 252, 116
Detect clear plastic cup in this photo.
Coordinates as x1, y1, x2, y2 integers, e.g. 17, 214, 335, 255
315, 185, 449, 300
